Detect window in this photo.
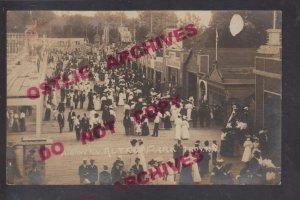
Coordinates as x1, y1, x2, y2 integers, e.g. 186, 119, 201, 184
198, 55, 209, 74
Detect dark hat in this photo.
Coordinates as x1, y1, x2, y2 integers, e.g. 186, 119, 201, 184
148, 159, 156, 166
130, 139, 138, 145
204, 140, 209, 146
195, 140, 200, 145
184, 150, 190, 156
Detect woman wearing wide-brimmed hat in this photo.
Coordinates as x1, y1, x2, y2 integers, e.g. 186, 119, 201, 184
181, 115, 190, 140
128, 139, 138, 168
174, 114, 183, 140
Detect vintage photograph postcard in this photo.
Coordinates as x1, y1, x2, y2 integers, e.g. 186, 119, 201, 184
6, 10, 281, 186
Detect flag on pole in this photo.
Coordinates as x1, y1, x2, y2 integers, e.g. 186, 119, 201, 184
215, 28, 218, 62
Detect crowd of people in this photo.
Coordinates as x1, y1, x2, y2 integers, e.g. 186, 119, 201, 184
7, 106, 32, 133
11, 44, 279, 185
43, 47, 220, 141
77, 135, 280, 185
219, 105, 281, 184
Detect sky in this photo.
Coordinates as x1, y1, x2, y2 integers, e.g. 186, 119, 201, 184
54, 11, 212, 26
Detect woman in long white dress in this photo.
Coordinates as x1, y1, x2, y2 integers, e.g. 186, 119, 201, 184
104, 73, 109, 85
94, 95, 101, 111
166, 159, 178, 185
52, 89, 57, 107
94, 72, 100, 83
185, 103, 193, 121
174, 115, 183, 140
170, 104, 177, 122
241, 138, 253, 162
107, 92, 115, 108
118, 91, 125, 106
137, 140, 147, 170
100, 96, 107, 111
191, 154, 201, 183
181, 116, 190, 140
128, 139, 139, 168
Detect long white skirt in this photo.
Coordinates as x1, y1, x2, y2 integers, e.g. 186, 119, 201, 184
192, 162, 201, 183
181, 126, 190, 140
175, 125, 181, 140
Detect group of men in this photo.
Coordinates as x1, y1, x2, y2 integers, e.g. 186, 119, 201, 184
78, 159, 112, 185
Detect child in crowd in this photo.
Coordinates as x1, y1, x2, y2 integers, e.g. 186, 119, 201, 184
135, 123, 141, 136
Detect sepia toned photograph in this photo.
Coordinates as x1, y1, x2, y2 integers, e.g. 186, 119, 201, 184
6, 10, 281, 186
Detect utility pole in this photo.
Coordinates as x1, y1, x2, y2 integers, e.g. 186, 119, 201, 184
273, 11, 277, 29
215, 27, 218, 62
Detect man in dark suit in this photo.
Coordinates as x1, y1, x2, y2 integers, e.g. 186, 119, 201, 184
111, 158, 126, 184
80, 113, 89, 143
73, 91, 79, 109
57, 102, 65, 113
248, 151, 263, 184
87, 159, 98, 185
99, 165, 112, 185
173, 140, 184, 172
79, 91, 86, 109
67, 107, 76, 131
60, 86, 66, 102
258, 129, 269, 157
131, 158, 144, 176
57, 111, 65, 133
74, 115, 81, 141
79, 159, 89, 184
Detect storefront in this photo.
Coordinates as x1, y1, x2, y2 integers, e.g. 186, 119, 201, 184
154, 57, 164, 87
253, 29, 281, 165
166, 52, 181, 83
184, 51, 210, 105
205, 48, 257, 119
254, 56, 281, 136
207, 68, 255, 119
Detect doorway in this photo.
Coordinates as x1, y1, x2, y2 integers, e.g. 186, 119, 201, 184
188, 72, 197, 99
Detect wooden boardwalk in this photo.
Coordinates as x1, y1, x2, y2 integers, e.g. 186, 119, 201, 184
8, 103, 245, 185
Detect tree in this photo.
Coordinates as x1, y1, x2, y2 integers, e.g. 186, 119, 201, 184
137, 11, 178, 38
135, 25, 148, 43
7, 11, 31, 32
178, 12, 206, 49
201, 11, 282, 48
